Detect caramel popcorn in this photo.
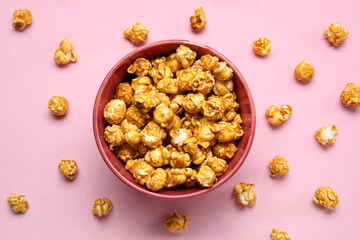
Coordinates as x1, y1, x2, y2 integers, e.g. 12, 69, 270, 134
315, 125, 338, 146
341, 83, 360, 107
177, 69, 196, 92
120, 120, 141, 148
153, 105, 174, 128
191, 71, 215, 94
104, 124, 125, 151
133, 92, 160, 113
8, 193, 28, 213
271, 228, 291, 240
204, 152, 228, 177
190, 7, 207, 30
265, 105, 292, 126
176, 45, 197, 69
165, 211, 188, 233
313, 186, 339, 209
144, 145, 170, 167
125, 105, 150, 128
125, 159, 155, 185
324, 23, 349, 46
213, 79, 234, 96
115, 82, 134, 106
92, 197, 113, 217
170, 128, 192, 147
131, 76, 154, 94
149, 57, 173, 84
215, 122, 244, 142
156, 77, 178, 94
165, 114, 181, 132
103, 99, 127, 124
201, 54, 219, 71
197, 164, 217, 187
169, 95, 185, 115
294, 61, 315, 82
212, 62, 233, 81
193, 121, 215, 148
124, 23, 149, 45
58, 160, 78, 180
170, 151, 191, 168
127, 58, 152, 77
146, 168, 167, 191
141, 121, 166, 148
166, 53, 182, 72
165, 167, 193, 188
183, 93, 205, 114
253, 37, 271, 57
269, 155, 289, 177
54, 38, 77, 65
116, 143, 139, 162
203, 95, 226, 121
48, 96, 69, 116
234, 183, 256, 206
212, 142, 238, 159
12, 9, 32, 31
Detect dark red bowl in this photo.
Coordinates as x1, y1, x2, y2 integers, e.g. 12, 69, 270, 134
93, 40, 256, 199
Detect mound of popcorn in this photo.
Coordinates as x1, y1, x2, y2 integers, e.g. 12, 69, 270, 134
102, 45, 243, 192
313, 186, 339, 210
315, 125, 338, 146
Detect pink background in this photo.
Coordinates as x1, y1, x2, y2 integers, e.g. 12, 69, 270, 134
0, 0, 359, 239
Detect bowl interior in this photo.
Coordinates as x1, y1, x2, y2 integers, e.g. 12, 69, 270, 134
93, 40, 255, 199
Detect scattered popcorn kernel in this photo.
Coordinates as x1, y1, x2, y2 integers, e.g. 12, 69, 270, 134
92, 197, 113, 217
177, 69, 196, 92
253, 37, 271, 57
176, 45, 197, 69
324, 23, 349, 46
116, 143, 139, 162
144, 145, 170, 167
315, 125, 338, 146
54, 38, 77, 65
127, 58, 152, 77
204, 152, 228, 177
12, 9, 32, 31
265, 105, 292, 125
154, 105, 174, 128
341, 83, 360, 107
191, 71, 215, 94
201, 54, 219, 71
125, 105, 150, 128
234, 183, 256, 206
269, 155, 289, 177
183, 93, 205, 114
146, 168, 167, 191
165, 211, 188, 233
197, 164, 217, 187
115, 82, 134, 106
157, 77, 178, 94
141, 121, 166, 148
58, 160, 78, 180
212, 62, 233, 81
313, 186, 339, 209
103, 99, 127, 124
294, 60, 315, 82
104, 124, 125, 151
131, 76, 154, 94
166, 53, 183, 72
48, 96, 69, 116
203, 95, 226, 121
125, 159, 155, 185
169, 95, 185, 115
124, 23, 149, 45
8, 193, 28, 213
271, 228, 291, 240
190, 7, 207, 30
212, 142, 238, 159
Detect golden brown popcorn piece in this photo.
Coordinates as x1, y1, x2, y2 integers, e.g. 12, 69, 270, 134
185, 169, 198, 188
294, 61, 315, 82
12, 9, 32, 31
341, 83, 360, 107
58, 160, 78, 180
177, 69, 196, 92
116, 143, 139, 162
170, 151, 191, 168
204, 152, 228, 177
212, 62, 233, 81
92, 197, 113, 217
191, 71, 215, 95
154, 105, 174, 128
104, 125, 125, 151
212, 142, 238, 159
54, 38, 77, 65
265, 105, 292, 126
190, 7, 207, 30
165, 114, 181, 132
149, 57, 173, 84
103, 99, 127, 124
215, 122, 244, 142
131, 76, 154, 94
165, 168, 195, 188
137, 143, 150, 156
156, 78, 178, 94
132, 92, 160, 113
165, 211, 188, 233
203, 95, 226, 121
48, 96, 69, 116
121, 119, 142, 148
213, 79, 234, 96
169, 95, 185, 115
124, 23, 149, 45
324, 23, 349, 46
315, 125, 338, 146
234, 183, 256, 206
145, 168, 167, 192
271, 228, 291, 240
141, 121, 166, 148
115, 82, 134, 106
252, 37, 271, 56
269, 155, 289, 177
191, 60, 204, 72
193, 121, 215, 148
183, 93, 205, 114
170, 128, 193, 147
166, 53, 182, 72
125, 159, 155, 185
144, 145, 170, 167
125, 105, 150, 128
313, 186, 339, 210
127, 58, 152, 77
8, 193, 28, 213
176, 45, 197, 69
201, 54, 219, 71
197, 164, 217, 187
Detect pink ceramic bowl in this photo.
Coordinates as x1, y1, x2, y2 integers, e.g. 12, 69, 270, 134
93, 40, 256, 199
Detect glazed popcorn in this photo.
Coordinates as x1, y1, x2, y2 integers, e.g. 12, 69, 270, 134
165, 167, 192, 188
190, 7, 207, 30
131, 76, 154, 94
104, 125, 125, 151
166, 53, 182, 72
153, 105, 174, 128
271, 228, 291, 240
169, 151, 191, 168
116, 143, 139, 162
141, 121, 166, 148
294, 60, 315, 82
48, 96, 69, 116
213, 79, 234, 96
204, 152, 228, 177
12, 9, 32, 31
213, 62, 233, 81
146, 168, 167, 191
54, 38, 77, 65
177, 69, 196, 92
125, 105, 150, 128
121, 119, 142, 148
341, 83, 360, 107
183, 93, 205, 114
324, 23, 349, 46
149, 57, 173, 84
215, 121, 244, 142
201, 54, 219, 71
115, 82, 134, 106
125, 159, 155, 185
265, 105, 292, 125
234, 183, 257, 206
203, 95, 226, 121
269, 155, 289, 177
197, 164, 217, 187
253, 37, 271, 56
191, 71, 215, 94
169, 95, 185, 115
127, 58, 152, 77
103, 99, 127, 124
212, 142, 238, 159
124, 23, 149, 45
176, 45, 197, 69
8, 193, 28, 213
58, 160, 78, 180
313, 186, 339, 209
92, 197, 113, 217
157, 77, 178, 94
315, 125, 338, 146
165, 211, 188, 233
170, 128, 193, 147
144, 145, 170, 167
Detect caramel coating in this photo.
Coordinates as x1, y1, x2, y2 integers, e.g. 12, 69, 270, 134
190, 7, 207, 30
215, 122, 244, 142
12, 9, 32, 31
133, 92, 160, 113
213, 79, 234, 96
269, 155, 289, 177
313, 186, 339, 209
204, 152, 228, 177
341, 83, 360, 107
157, 78, 178, 94
203, 95, 226, 121
193, 121, 215, 148
92, 197, 113, 217
191, 71, 215, 94
170, 128, 193, 147
234, 183, 257, 206
294, 61, 315, 82
176, 45, 197, 69
177, 69, 196, 92
48, 96, 69, 116
104, 124, 125, 151
125, 159, 155, 185
212, 62, 233, 81
201, 54, 219, 71
144, 145, 170, 167
324, 23, 348, 46
154, 105, 174, 128
197, 164, 217, 187
315, 125, 338, 146
166, 53, 182, 73
146, 168, 167, 191
103, 99, 127, 124
131, 76, 154, 94
116, 143, 139, 162
149, 57, 173, 84
165, 211, 188, 233
169, 95, 185, 115
212, 142, 238, 159
127, 58, 152, 77
58, 160, 78, 180
8, 193, 28, 213
124, 23, 149, 45
54, 38, 77, 65
141, 122, 166, 148
183, 93, 205, 114
165, 167, 193, 188
170, 151, 191, 168
121, 119, 142, 148
265, 105, 292, 125
253, 37, 271, 56
125, 105, 150, 128
271, 228, 291, 240
115, 82, 134, 106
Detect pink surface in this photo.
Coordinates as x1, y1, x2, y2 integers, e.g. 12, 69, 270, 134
0, 0, 359, 239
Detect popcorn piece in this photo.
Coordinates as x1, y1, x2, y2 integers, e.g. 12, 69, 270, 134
137, 143, 150, 156
131, 76, 154, 94
146, 168, 167, 191
58, 160, 78, 180
149, 57, 173, 84
170, 151, 191, 168
213, 79, 234, 96
185, 169, 198, 188
271, 228, 291, 240
176, 45, 197, 69
315, 125, 338, 146
121, 119, 142, 148
125, 159, 155, 185
212, 142, 238, 159
253, 37, 271, 56
115, 82, 134, 106
144, 145, 170, 167
177, 69, 196, 92
215, 122, 244, 142
166, 53, 182, 72
204, 152, 228, 177
193, 121, 215, 148
324, 23, 349, 46
269, 155, 289, 177
103, 99, 127, 124
294, 61, 315, 82
197, 164, 217, 187
48, 96, 69, 116
125, 105, 150, 128
191, 59, 204, 72
190, 7, 207, 30
141, 122, 166, 148
234, 183, 256, 206
157, 92, 171, 106
12, 9, 32, 31
8, 193, 28, 213
132, 92, 160, 113
104, 124, 125, 151
116, 143, 139, 162
165, 211, 188, 233
201, 54, 219, 71
203, 95, 226, 121
154, 105, 174, 128
127, 58, 152, 77
313, 186, 339, 209
165, 167, 195, 188
191, 71, 215, 95
156, 78, 178, 94
54, 38, 77, 65
265, 105, 292, 126
341, 83, 360, 107
169, 95, 185, 115
212, 62, 233, 81
183, 93, 205, 114
92, 197, 113, 217
165, 114, 181, 132
170, 128, 192, 147
124, 23, 149, 45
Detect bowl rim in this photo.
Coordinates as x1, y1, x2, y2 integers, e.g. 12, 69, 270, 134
93, 39, 256, 200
